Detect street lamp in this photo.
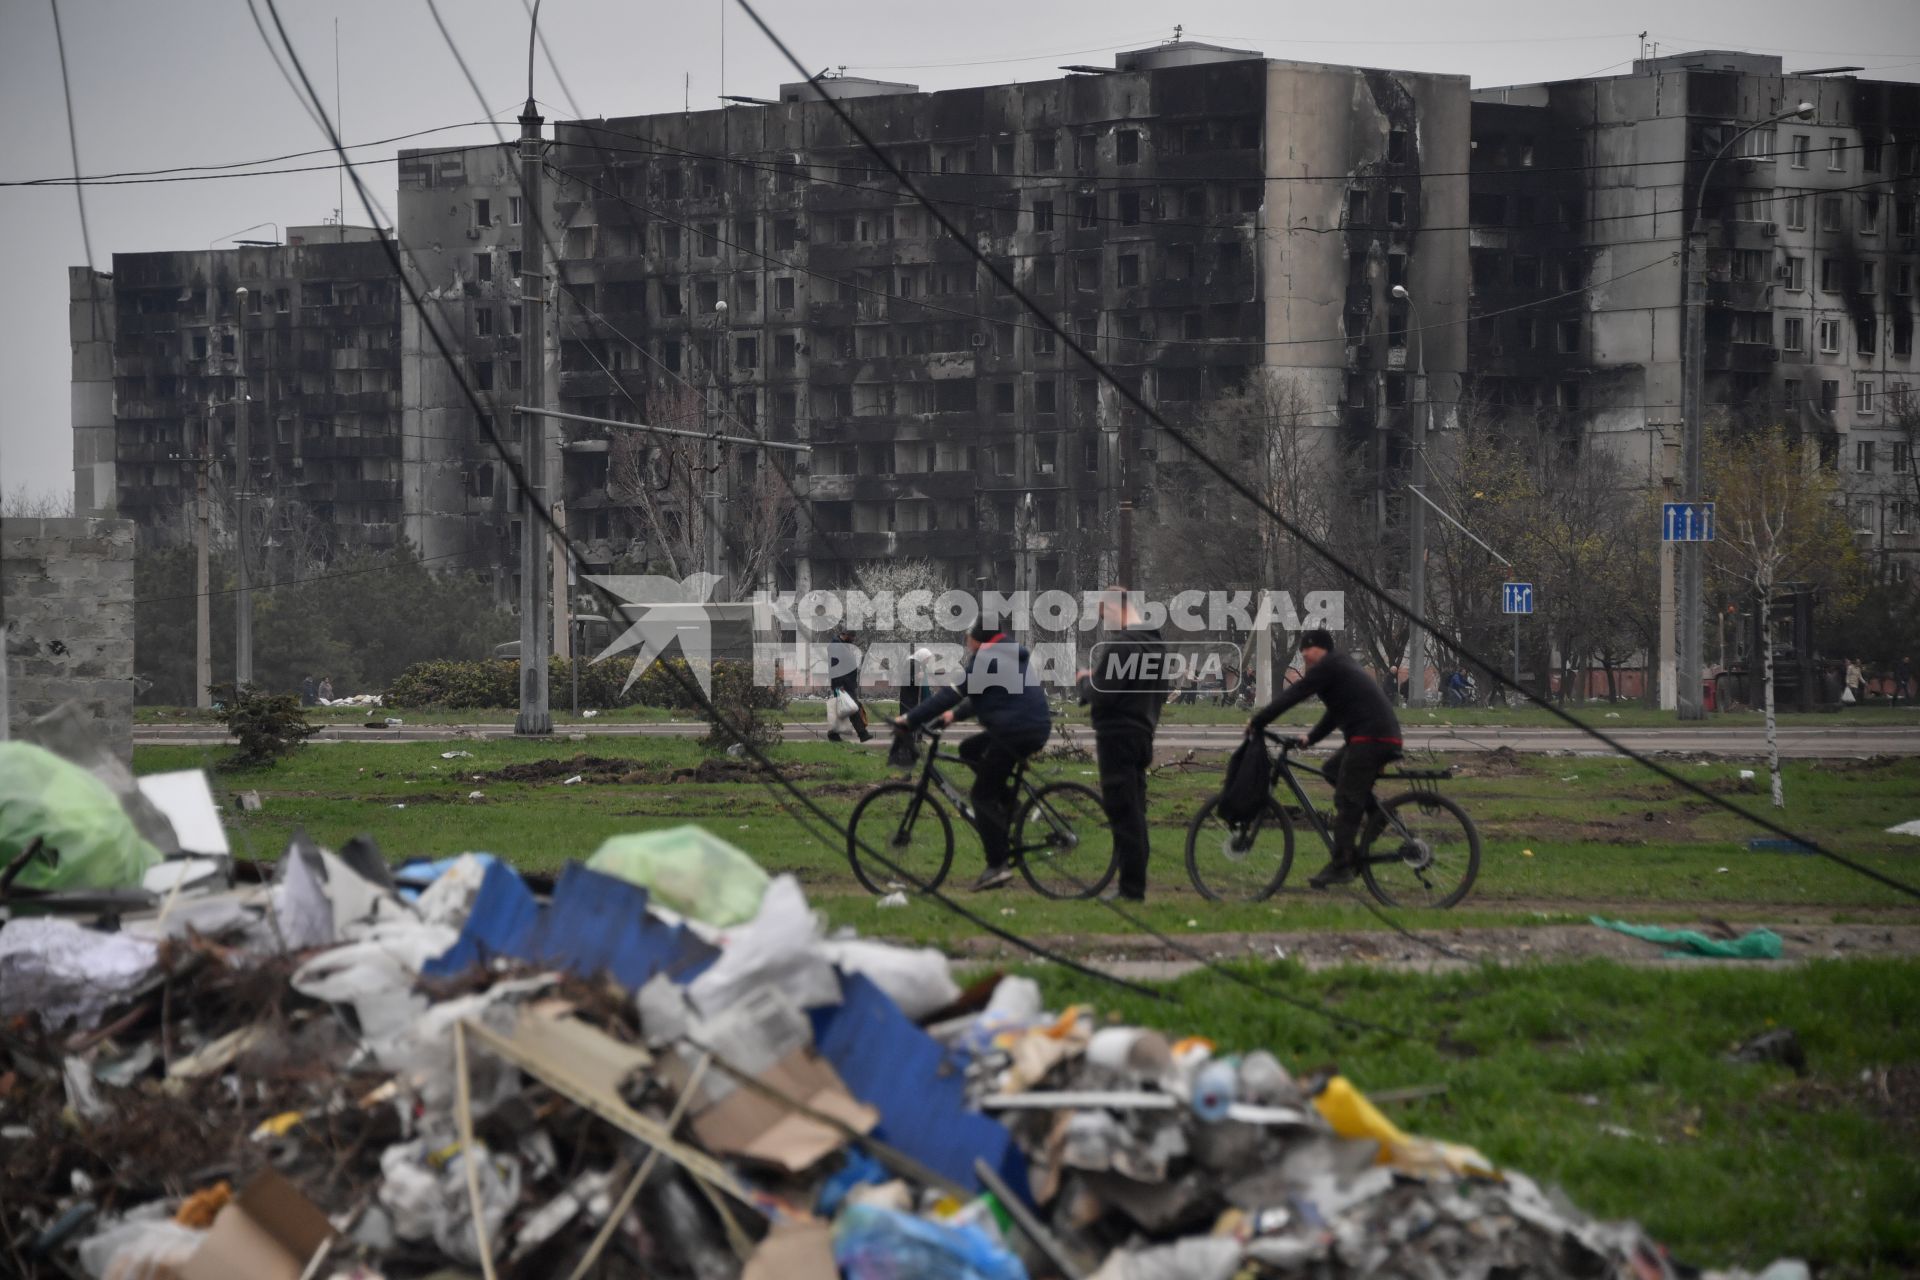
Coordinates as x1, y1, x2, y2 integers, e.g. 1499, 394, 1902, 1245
1391, 282, 1430, 708
1678, 100, 1815, 720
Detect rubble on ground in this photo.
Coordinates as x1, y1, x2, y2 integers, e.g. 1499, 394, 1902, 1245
2, 770, 1807, 1279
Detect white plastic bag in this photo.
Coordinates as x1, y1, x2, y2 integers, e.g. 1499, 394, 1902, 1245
1841, 685, 1857, 704
821, 939, 960, 1020
688, 874, 840, 1016
77, 1217, 204, 1280
834, 688, 859, 717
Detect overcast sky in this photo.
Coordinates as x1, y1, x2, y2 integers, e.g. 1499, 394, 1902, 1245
4, 0, 1917, 502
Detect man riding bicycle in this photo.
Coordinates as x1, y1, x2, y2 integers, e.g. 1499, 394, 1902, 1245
893, 622, 1051, 891
1246, 627, 1402, 889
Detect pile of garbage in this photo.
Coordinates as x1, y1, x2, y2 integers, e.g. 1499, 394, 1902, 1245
1, 741, 1806, 1280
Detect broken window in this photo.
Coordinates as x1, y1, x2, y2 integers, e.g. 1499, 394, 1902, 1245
1387, 190, 1407, 226
1032, 199, 1055, 232
1159, 368, 1200, 401
995, 322, 1016, 356
1074, 135, 1095, 170
1034, 256, 1057, 292
1512, 255, 1541, 288
1216, 241, 1244, 271
662, 225, 682, 258
508, 196, 523, 225
474, 252, 492, 282
475, 307, 493, 336
508, 359, 523, 388
1820, 196, 1842, 232
1077, 194, 1098, 228
1116, 129, 1140, 164
775, 277, 795, 310
1895, 317, 1913, 356
663, 166, 683, 197
1035, 380, 1057, 415
1238, 186, 1261, 213
1035, 135, 1058, 171
1119, 192, 1142, 225
661, 339, 680, 372
1083, 437, 1099, 470
737, 277, 759, 312
1074, 253, 1100, 292
1348, 189, 1370, 227
1858, 316, 1878, 354
1861, 195, 1881, 235
994, 382, 1015, 414
1117, 253, 1140, 286
565, 226, 594, 259
995, 141, 1015, 173
1821, 258, 1841, 292
1468, 193, 1507, 225
697, 163, 719, 195
1387, 128, 1408, 164
473, 360, 493, 390
1034, 327, 1056, 355
774, 219, 798, 251
933, 380, 971, 413
1557, 319, 1582, 353
695, 280, 719, 313
1896, 198, 1916, 235
1385, 373, 1407, 405
735, 336, 758, 369
1861, 261, 1879, 293
1182, 312, 1203, 340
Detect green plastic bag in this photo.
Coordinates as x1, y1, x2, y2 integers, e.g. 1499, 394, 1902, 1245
586, 825, 770, 926
0, 743, 161, 891
1591, 916, 1784, 960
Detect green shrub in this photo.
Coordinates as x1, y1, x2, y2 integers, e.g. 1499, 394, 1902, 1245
215, 684, 317, 766
383, 656, 785, 712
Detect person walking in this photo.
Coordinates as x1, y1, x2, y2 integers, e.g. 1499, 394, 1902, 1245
1246, 628, 1402, 889
317, 676, 334, 704
1844, 656, 1865, 705
894, 622, 1051, 891
1897, 655, 1914, 706
1077, 589, 1171, 903
899, 646, 934, 715
300, 675, 317, 708
827, 627, 872, 742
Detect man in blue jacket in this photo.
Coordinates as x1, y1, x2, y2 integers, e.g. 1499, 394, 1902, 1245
894, 622, 1051, 891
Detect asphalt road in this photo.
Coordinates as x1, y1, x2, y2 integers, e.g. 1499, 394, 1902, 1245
133, 719, 1920, 757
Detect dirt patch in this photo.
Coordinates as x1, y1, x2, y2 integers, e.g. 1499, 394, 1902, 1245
481, 754, 823, 787
1445, 746, 1530, 779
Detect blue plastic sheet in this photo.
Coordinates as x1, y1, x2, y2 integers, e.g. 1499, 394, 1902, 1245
424, 860, 718, 987
811, 974, 1029, 1200
833, 1203, 1028, 1280
393, 853, 498, 902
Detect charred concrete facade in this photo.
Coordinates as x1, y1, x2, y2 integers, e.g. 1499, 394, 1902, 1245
396, 143, 563, 595
536, 45, 1469, 595
70, 229, 407, 551
1471, 52, 1920, 577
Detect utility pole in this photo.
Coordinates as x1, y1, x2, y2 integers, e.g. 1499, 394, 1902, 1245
515, 97, 552, 736
1393, 284, 1429, 709
707, 301, 729, 586
233, 288, 253, 689
194, 416, 212, 709
1679, 100, 1812, 721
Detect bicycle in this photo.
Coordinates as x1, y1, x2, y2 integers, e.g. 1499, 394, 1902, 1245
1184, 732, 1482, 908
846, 726, 1116, 899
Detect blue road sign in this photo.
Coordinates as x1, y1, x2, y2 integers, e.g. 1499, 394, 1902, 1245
1503, 582, 1534, 615
1662, 501, 1716, 542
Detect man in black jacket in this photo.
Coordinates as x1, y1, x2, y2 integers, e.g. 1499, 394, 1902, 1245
826, 627, 871, 743
1247, 628, 1402, 888
1078, 590, 1171, 902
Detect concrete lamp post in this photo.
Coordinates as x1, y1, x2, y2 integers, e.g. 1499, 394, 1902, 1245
1390, 283, 1430, 709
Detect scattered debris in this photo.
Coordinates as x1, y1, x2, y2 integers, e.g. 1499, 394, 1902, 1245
1592, 917, 1784, 960
1, 792, 1811, 1280
1727, 1028, 1809, 1076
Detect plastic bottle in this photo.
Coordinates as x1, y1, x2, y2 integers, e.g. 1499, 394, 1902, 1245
1189, 1059, 1237, 1122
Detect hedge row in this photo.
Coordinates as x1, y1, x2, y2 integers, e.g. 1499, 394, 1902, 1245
384, 657, 784, 711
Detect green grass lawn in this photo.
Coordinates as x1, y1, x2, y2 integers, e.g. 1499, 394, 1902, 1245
1027, 957, 1920, 1279
134, 736, 1920, 942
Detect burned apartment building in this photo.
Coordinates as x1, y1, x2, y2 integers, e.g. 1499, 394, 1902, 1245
69, 228, 407, 553
1469, 51, 1920, 579
526, 41, 1469, 597
395, 143, 561, 598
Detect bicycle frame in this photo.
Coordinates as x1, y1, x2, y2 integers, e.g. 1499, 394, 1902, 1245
903, 729, 1073, 858
1261, 732, 1419, 867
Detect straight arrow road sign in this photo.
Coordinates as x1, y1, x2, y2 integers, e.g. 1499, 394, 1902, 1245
1662, 501, 1716, 542
1503, 582, 1534, 615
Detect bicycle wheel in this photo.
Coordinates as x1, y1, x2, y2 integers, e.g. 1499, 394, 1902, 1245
1360, 792, 1481, 909
847, 783, 955, 896
1013, 782, 1115, 900
1184, 794, 1295, 902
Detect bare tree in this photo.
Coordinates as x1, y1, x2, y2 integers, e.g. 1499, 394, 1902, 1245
607, 384, 706, 579
1, 485, 75, 519
1707, 424, 1861, 806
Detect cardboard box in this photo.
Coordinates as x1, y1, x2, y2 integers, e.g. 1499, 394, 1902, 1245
179, 1169, 332, 1280
672, 986, 877, 1174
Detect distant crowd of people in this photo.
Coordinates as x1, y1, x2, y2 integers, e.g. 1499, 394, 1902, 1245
299, 675, 334, 706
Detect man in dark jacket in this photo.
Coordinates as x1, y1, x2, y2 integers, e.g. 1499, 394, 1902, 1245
895, 622, 1051, 891
1078, 590, 1170, 902
1247, 628, 1402, 888
826, 628, 871, 742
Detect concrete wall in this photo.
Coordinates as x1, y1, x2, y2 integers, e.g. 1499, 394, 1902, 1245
2, 517, 137, 764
